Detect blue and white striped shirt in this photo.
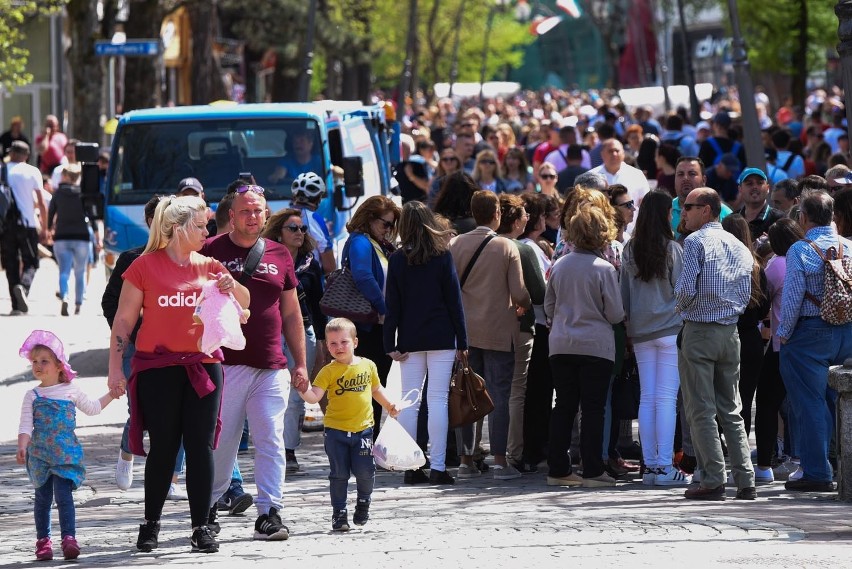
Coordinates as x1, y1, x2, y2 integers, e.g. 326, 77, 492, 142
777, 226, 852, 339
675, 221, 753, 325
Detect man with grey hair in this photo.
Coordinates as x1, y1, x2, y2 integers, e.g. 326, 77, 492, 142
778, 189, 852, 493
572, 171, 608, 193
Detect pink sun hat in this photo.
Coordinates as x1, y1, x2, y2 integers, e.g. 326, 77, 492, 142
19, 330, 78, 381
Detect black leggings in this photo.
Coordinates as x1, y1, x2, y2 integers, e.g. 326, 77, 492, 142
737, 326, 765, 436
354, 324, 393, 439
523, 325, 552, 465
136, 363, 222, 527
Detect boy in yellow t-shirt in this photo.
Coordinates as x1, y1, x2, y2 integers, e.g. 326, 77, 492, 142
298, 318, 399, 532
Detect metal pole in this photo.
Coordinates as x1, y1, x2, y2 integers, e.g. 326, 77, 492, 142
108, 57, 116, 119
836, 1, 852, 144
479, 6, 497, 111
299, 0, 319, 102
448, 0, 467, 99
726, 0, 766, 172
654, 0, 672, 111
397, 0, 418, 114
676, 0, 700, 123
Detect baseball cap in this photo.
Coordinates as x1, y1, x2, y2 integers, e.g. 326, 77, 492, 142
10, 140, 29, 153
695, 121, 711, 132
177, 177, 204, 195
713, 111, 732, 127
833, 172, 852, 185
737, 167, 767, 185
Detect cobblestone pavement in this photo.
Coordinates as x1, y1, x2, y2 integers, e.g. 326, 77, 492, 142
1, 264, 851, 568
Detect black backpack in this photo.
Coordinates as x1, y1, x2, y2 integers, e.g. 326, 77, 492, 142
0, 163, 15, 235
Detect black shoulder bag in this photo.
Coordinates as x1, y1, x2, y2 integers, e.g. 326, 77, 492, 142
237, 237, 266, 285
459, 234, 496, 288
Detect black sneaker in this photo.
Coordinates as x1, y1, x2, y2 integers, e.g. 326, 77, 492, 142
353, 499, 370, 526
207, 506, 220, 536
221, 484, 254, 515
190, 526, 219, 553
332, 509, 350, 532
428, 469, 456, 485
285, 449, 300, 474
136, 520, 160, 552
61, 300, 69, 317
254, 507, 290, 540
403, 468, 429, 484
12, 284, 28, 313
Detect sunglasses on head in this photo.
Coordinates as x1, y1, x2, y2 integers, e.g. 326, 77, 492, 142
376, 218, 395, 230
284, 224, 308, 233
230, 184, 265, 195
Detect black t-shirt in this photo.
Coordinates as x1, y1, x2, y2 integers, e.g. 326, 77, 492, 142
396, 160, 429, 204
737, 204, 785, 242
0, 131, 30, 159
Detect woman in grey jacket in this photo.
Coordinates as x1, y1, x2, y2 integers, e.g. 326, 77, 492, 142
620, 190, 688, 486
545, 204, 624, 488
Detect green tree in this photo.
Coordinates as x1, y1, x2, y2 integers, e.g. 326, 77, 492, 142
731, 0, 836, 107
0, 0, 65, 92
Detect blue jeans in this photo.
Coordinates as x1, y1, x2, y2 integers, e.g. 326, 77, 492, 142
324, 427, 374, 512
35, 475, 75, 539
455, 347, 514, 456
283, 326, 317, 450
780, 317, 852, 482
53, 239, 89, 306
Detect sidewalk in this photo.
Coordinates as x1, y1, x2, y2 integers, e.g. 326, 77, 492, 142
1, 265, 851, 567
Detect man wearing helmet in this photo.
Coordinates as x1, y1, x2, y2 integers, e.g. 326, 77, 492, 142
291, 172, 336, 275
269, 128, 324, 184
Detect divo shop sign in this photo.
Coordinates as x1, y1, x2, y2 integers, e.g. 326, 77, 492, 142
693, 34, 733, 60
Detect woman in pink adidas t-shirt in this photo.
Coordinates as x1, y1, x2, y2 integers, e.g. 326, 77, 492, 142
107, 195, 249, 554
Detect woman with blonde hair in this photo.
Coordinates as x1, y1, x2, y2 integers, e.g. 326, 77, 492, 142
472, 149, 507, 194
107, 195, 249, 553
343, 195, 401, 437
545, 204, 624, 488
383, 201, 468, 485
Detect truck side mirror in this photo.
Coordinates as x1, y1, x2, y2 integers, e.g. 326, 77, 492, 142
342, 156, 364, 198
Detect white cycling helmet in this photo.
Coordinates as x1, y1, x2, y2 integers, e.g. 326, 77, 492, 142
291, 171, 326, 199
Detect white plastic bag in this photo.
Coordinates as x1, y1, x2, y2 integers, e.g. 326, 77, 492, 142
372, 389, 426, 471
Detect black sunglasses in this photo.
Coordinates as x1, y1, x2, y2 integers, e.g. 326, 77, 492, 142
480, 160, 496, 165
284, 224, 308, 233
540, 174, 557, 180
441, 156, 459, 162
682, 203, 706, 211
376, 219, 395, 229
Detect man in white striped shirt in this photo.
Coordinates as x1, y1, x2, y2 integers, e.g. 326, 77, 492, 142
675, 187, 756, 501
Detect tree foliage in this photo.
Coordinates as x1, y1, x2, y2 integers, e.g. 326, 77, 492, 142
0, 0, 66, 92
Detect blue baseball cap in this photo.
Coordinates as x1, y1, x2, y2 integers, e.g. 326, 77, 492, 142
738, 167, 767, 185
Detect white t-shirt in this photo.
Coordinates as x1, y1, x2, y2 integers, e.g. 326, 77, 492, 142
7, 160, 44, 229
589, 162, 650, 235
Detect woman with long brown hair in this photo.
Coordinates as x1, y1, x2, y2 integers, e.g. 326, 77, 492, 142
343, 195, 401, 438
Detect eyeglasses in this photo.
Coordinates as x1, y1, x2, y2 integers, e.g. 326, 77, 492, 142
617, 200, 635, 210
376, 218, 395, 230
540, 174, 556, 180
284, 224, 308, 234
231, 184, 265, 195
682, 203, 707, 211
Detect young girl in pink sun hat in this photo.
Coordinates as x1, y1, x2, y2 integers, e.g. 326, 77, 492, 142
16, 330, 117, 561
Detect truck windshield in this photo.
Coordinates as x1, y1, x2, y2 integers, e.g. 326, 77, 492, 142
109, 118, 324, 204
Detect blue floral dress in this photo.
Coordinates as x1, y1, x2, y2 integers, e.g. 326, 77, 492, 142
26, 391, 85, 490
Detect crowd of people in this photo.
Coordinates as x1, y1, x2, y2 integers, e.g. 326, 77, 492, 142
9, 86, 852, 559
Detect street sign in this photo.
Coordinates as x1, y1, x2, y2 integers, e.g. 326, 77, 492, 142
95, 39, 161, 57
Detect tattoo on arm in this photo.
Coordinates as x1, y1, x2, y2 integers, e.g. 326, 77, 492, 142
115, 335, 129, 354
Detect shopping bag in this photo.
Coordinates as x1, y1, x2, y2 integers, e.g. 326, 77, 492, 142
371, 389, 425, 470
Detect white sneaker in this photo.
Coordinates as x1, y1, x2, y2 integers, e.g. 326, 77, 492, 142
116, 452, 134, 490
754, 466, 775, 484
654, 467, 692, 486
492, 464, 522, 480
789, 465, 804, 481
167, 482, 187, 500
641, 466, 657, 486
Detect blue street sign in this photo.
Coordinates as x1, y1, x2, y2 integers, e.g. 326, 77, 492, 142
95, 40, 161, 57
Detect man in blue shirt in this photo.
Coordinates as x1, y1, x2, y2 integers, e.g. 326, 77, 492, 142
778, 190, 852, 493
269, 129, 324, 185
675, 187, 756, 501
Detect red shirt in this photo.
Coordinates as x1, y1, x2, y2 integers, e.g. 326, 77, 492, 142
201, 233, 298, 369
123, 249, 226, 359
35, 131, 67, 174
533, 142, 554, 166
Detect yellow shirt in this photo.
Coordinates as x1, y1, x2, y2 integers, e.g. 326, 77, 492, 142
313, 357, 380, 432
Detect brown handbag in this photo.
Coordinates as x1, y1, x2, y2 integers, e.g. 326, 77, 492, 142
448, 353, 495, 429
